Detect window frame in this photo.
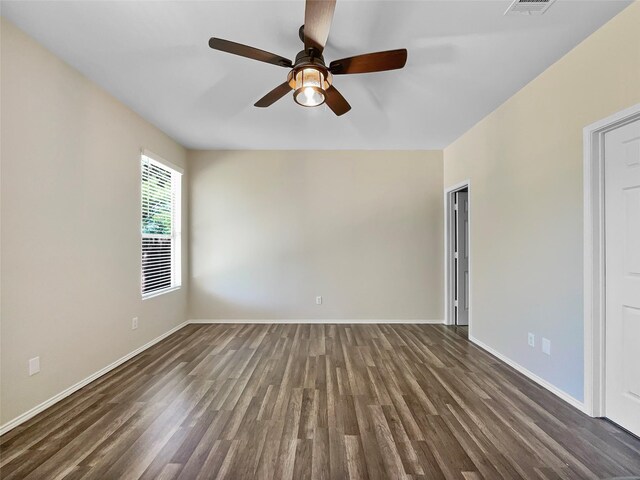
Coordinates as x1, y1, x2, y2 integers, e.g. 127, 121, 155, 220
140, 150, 183, 299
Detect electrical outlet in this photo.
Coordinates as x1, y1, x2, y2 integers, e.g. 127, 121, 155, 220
542, 338, 551, 355
29, 356, 40, 376
316, 296, 322, 305
527, 333, 535, 347
132, 317, 139, 330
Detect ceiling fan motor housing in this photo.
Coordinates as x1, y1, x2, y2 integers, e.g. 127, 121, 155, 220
290, 50, 330, 77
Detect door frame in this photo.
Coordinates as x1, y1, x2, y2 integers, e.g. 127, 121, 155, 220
583, 103, 640, 417
444, 180, 472, 331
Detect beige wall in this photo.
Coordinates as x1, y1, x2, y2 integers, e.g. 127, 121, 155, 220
189, 150, 444, 321
443, 2, 640, 402
0, 18, 188, 426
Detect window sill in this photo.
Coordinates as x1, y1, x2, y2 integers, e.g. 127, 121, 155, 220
142, 286, 181, 300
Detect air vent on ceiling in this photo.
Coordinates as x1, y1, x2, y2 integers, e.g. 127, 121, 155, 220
504, 0, 556, 16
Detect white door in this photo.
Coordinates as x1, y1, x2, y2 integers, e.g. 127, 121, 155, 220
605, 118, 640, 437
455, 191, 470, 326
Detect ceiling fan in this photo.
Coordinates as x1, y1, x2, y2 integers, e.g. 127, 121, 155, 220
208, 0, 408, 116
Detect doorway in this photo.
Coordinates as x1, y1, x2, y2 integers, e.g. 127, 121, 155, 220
584, 104, 640, 437
445, 181, 471, 328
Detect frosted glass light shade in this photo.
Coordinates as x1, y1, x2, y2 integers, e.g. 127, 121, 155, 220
293, 68, 326, 107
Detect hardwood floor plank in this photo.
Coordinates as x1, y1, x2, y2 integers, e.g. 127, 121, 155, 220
369, 404, 407, 478
2, 324, 639, 479
175, 411, 231, 479
344, 434, 368, 480
381, 404, 424, 476
254, 417, 286, 480
352, 396, 390, 480
311, 426, 330, 480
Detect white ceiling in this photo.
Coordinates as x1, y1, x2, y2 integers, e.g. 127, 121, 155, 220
1, 0, 631, 150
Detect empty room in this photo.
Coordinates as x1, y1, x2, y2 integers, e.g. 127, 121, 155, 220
1, 0, 639, 478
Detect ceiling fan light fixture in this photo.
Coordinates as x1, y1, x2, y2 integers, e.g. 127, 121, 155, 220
293, 67, 329, 107
209, 0, 407, 115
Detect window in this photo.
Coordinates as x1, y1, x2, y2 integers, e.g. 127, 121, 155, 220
140, 152, 182, 297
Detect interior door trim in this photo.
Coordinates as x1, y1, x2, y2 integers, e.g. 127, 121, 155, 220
583, 103, 640, 418
444, 180, 471, 330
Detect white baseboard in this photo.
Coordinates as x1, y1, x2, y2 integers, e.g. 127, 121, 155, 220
0, 321, 189, 436
189, 319, 444, 324
469, 335, 586, 414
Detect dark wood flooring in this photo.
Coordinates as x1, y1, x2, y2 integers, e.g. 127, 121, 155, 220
1, 324, 639, 479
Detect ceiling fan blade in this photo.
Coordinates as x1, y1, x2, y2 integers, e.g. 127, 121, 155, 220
304, 0, 336, 54
329, 49, 408, 75
324, 85, 351, 116
254, 82, 292, 108
209, 38, 292, 68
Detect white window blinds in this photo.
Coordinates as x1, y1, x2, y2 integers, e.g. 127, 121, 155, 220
141, 154, 182, 297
